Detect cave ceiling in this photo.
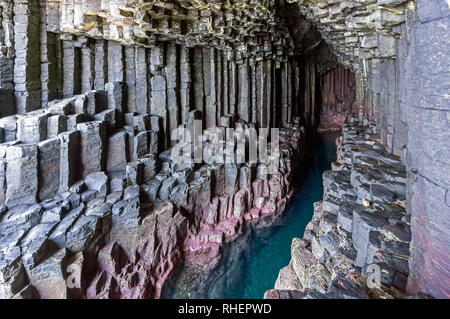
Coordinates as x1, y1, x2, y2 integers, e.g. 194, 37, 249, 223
49, 0, 302, 61
48, 0, 411, 70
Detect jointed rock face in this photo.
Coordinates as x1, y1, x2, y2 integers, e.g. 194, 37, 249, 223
0, 0, 449, 299
266, 118, 411, 299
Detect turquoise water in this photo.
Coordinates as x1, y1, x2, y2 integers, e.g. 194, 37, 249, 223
223, 132, 338, 299
163, 132, 338, 299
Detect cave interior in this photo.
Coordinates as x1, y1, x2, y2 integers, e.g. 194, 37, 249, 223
0, 0, 448, 299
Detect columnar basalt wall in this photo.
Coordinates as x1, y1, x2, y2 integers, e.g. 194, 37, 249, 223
295, 52, 355, 132
274, 0, 450, 299
0, 0, 327, 299
286, 0, 413, 156
317, 65, 356, 131
0, 0, 15, 117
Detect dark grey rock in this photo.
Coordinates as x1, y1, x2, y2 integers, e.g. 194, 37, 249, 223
85, 172, 109, 197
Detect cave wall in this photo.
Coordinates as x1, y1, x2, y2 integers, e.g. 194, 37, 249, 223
0, 36, 301, 202
404, 0, 450, 299
288, 0, 449, 298
289, 0, 411, 156
295, 47, 356, 132
318, 65, 356, 131
0, 0, 301, 118
0, 0, 312, 299
0, 1, 304, 186
0, 0, 15, 117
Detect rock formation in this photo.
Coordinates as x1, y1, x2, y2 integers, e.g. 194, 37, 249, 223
268, 0, 450, 299
0, 0, 449, 299
266, 117, 411, 299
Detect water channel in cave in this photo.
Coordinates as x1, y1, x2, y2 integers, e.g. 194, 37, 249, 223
164, 132, 338, 299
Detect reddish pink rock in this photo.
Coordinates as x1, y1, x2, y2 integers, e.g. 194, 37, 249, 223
249, 207, 261, 219
261, 199, 277, 216
233, 189, 248, 218
78, 121, 307, 299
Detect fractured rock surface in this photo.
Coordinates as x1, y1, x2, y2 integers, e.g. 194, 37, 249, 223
0, 76, 308, 298
266, 117, 412, 299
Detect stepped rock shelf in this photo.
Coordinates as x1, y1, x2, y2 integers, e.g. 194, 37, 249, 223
266, 117, 411, 299
0, 85, 308, 298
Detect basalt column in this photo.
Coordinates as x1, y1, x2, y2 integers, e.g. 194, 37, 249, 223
298, 58, 318, 130
203, 47, 216, 129
13, 0, 42, 113
238, 58, 250, 123
318, 65, 356, 131
0, 0, 15, 116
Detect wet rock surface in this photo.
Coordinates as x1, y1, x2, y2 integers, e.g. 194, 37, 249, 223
0, 86, 308, 298
266, 117, 412, 299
